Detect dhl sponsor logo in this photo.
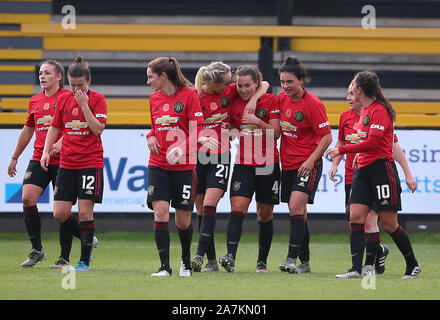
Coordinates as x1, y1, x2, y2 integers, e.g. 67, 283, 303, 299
280, 121, 297, 131
155, 115, 179, 125
205, 112, 228, 124
65, 120, 88, 130
345, 129, 367, 143
36, 115, 52, 125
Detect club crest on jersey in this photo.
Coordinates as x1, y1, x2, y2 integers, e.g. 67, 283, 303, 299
220, 96, 230, 108
43, 103, 50, 111
72, 107, 80, 117
294, 111, 305, 122
363, 114, 370, 126
256, 108, 267, 119
66, 120, 88, 130
173, 102, 185, 113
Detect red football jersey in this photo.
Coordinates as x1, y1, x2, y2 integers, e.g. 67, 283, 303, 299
337, 109, 360, 184
25, 88, 70, 164
230, 93, 280, 165
339, 102, 394, 169
51, 90, 107, 169
279, 90, 331, 170
147, 86, 204, 171
197, 84, 238, 154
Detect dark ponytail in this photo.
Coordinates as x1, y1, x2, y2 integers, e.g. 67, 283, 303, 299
279, 56, 308, 81
68, 56, 91, 81
353, 70, 396, 122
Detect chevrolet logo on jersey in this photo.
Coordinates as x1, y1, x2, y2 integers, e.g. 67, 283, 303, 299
346, 129, 367, 143
280, 121, 297, 131
66, 120, 88, 130
155, 115, 179, 125
240, 124, 260, 132
37, 115, 52, 125
205, 112, 228, 123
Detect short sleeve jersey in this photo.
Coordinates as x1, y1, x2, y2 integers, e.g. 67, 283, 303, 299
51, 90, 107, 169
197, 84, 238, 154
354, 102, 395, 168
337, 109, 360, 184
25, 88, 70, 164
279, 90, 331, 170
230, 93, 280, 165
148, 86, 204, 171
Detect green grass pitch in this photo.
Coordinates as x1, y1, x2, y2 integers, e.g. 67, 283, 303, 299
0, 232, 439, 300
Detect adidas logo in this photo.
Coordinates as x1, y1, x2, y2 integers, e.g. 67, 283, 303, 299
218, 179, 225, 184
85, 190, 93, 195
381, 199, 389, 205
298, 182, 305, 187
181, 199, 188, 205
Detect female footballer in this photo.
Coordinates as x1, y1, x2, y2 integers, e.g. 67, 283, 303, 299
191, 62, 269, 273
218, 65, 280, 273
146, 57, 204, 277
8, 60, 68, 268
278, 57, 332, 274
41, 56, 106, 271
327, 70, 421, 279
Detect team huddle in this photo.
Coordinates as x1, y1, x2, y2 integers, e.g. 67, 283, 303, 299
7, 55, 421, 279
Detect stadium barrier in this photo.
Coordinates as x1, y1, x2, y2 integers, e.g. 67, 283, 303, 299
16, 24, 440, 54
1, 98, 438, 127
1, 128, 439, 215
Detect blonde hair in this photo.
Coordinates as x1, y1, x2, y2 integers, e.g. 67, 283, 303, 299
195, 61, 231, 94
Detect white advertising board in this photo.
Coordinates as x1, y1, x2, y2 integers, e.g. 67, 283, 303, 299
1, 129, 439, 214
